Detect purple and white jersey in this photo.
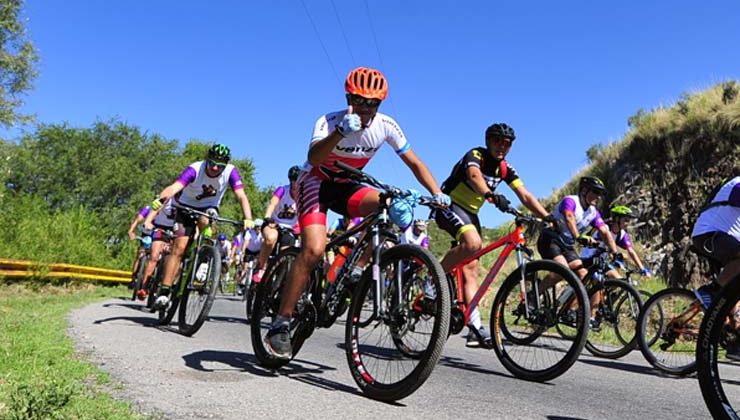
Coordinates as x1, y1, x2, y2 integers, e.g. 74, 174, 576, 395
137, 206, 151, 219
175, 161, 243, 209
270, 184, 298, 228
243, 228, 263, 253
152, 197, 176, 228
552, 195, 606, 241
692, 176, 740, 241
581, 228, 632, 259
400, 227, 429, 248
232, 232, 243, 254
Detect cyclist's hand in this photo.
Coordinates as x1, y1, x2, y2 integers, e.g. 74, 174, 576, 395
432, 192, 451, 207
485, 192, 511, 212
128, 231, 136, 241
151, 197, 163, 211
243, 219, 255, 230
336, 106, 361, 137
611, 252, 625, 268
640, 267, 651, 276
576, 234, 592, 246
543, 214, 556, 226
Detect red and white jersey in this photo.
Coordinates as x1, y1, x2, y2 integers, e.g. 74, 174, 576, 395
305, 110, 411, 180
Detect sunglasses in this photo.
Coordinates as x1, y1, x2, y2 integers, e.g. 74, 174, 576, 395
207, 159, 227, 168
347, 94, 382, 108
489, 136, 514, 147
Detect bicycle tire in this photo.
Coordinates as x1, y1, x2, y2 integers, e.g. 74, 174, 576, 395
491, 259, 589, 382
243, 264, 255, 319
636, 287, 701, 376
585, 279, 643, 359
146, 259, 164, 312
697, 276, 740, 420
178, 245, 221, 337
250, 247, 312, 369
158, 290, 180, 325
345, 244, 450, 401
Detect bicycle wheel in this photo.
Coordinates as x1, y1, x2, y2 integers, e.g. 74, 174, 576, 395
697, 277, 740, 420
178, 245, 221, 337
131, 254, 148, 301
491, 259, 589, 382
585, 279, 643, 359
146, 259, 164, 312
250, 247, 313, 369
637, 288, 702, 375
345, 244, 449, 401
157, 286, 180, 325
243, 264, 255, 320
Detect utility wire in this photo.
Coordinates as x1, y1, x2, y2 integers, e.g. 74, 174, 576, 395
363, 0, 398, 118
330, 0, 356, 67
300, 0, 342, 85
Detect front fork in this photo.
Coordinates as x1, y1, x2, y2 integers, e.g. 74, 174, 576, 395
517, 247, 535, 318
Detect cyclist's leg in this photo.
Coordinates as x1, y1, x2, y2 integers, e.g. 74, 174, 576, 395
257, 224, 279, 270
131, 247, 146, 280
436, 203, 478, 272
143, 240, 165, 288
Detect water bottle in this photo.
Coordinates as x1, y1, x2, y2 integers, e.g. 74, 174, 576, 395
327, 246, 350, 283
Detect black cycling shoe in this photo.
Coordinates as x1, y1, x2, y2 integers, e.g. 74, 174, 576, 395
466, 325, 493, 349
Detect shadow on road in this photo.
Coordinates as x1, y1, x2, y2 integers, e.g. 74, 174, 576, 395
547, 416, 590, 420
437, 355, 534, 382
181, 350, 374, 400
578, 357, 692, 379
206, 315, 247, 325
93, 316, 160, 327
103, 301, 149, 311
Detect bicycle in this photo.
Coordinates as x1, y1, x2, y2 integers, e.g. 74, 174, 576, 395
157, 204, 242, 336
697, 273, 740, 420
250, 161, 450, 401
557, 246, 643, 359
130, 235, 152, 301
636, 251, 724, 375
238, 225, 296, 321
144, 229, 174, 311
446, 206, 590, 382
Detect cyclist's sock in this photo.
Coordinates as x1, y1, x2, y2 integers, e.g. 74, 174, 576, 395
469, 308, 482, 329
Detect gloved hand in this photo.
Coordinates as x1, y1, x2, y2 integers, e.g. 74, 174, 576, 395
432, 192, 451, 207
485, 191, 510, 212
151, 197, 163, 211
543, 214, 556, 225
243, 219, 255, 230
611, 252, 625, 268
336, 109, 361, 137
640, 267, 651, 276
389, 190, 421, 229
263, 217, 275, 226
576, 234, 592, 246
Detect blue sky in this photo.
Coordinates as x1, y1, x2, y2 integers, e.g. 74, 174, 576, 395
9, 1, 740, 227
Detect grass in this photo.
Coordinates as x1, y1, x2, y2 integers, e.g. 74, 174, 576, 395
0, 281, 141, 420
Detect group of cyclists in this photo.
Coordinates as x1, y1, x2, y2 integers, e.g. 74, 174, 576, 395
125, 65, 739, 399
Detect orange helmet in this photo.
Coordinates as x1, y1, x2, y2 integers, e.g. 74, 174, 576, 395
345, 67, 388, 100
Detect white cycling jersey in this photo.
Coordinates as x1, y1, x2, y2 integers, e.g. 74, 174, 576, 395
243, 228, 263, 253
400, 227, 429, 248
175, 161, 243, 209
692, 176, 740, 241
270, 184, 298, 228
552, 195, 606, 241
305, 110, 410, 180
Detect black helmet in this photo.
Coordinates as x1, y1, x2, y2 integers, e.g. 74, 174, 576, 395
485, 123, 516, 141
579, 176, 606, 195
207, 143, 231, 163
288, 165, 301, 182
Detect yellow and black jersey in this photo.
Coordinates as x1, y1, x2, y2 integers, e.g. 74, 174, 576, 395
440, 147, 522, 213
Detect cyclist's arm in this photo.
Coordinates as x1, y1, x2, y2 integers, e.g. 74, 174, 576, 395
563, 210, 580, 239
399, 149, 443, 195
512, 184, 549, 218
127, 215, 144, 240
307, 112, 347, 166
158, 181, 186, 202
264, 194, 280, 219
233, 187, 253, 221
625, 246, 646, 271
464, 165, 492, 195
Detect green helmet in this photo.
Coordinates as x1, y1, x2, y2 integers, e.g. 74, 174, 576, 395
610, 205, 636, 218
207, 143, 231, 163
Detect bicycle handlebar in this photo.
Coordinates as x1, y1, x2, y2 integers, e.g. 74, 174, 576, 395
173, 203, 243, 228
334, 161, 445, 209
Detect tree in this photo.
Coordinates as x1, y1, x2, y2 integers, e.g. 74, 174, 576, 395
0, 0, 38, 128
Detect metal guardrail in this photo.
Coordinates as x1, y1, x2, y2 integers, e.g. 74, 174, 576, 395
0, 259, 132, 284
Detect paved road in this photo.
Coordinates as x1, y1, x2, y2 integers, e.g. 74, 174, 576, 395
69, 294, 714, 420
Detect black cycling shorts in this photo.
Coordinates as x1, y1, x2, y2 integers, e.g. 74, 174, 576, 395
537, 228, 580, 262
692, 231, 740, 266
433, 202, 481, 241
173, 206, 215, 238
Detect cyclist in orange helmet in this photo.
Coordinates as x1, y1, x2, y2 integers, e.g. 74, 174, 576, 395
264, 67, 450, 359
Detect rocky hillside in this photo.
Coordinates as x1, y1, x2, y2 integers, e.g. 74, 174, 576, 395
544, 81, 739, 287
